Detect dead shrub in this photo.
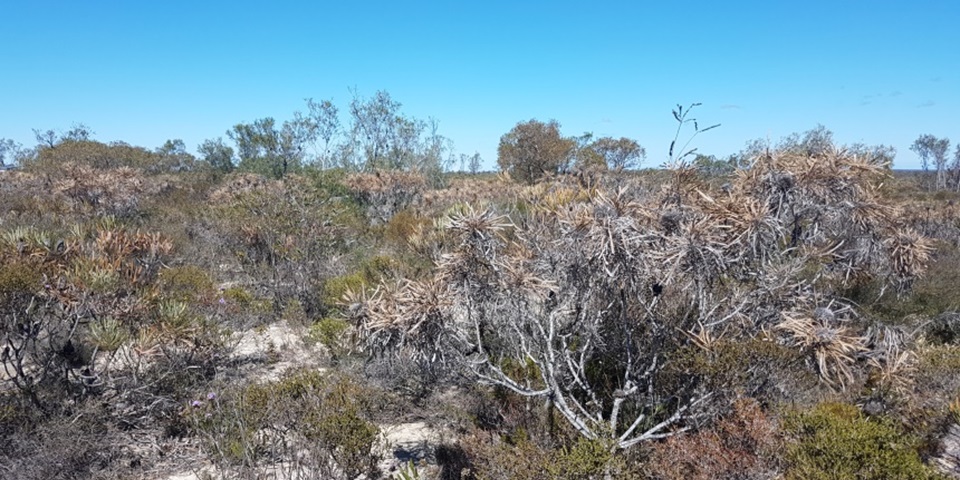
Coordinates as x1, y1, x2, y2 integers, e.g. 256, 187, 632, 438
344, 170, 427, 223
353, 148, 932, 459
51, 163, 151, 217
648, 398, 782, 480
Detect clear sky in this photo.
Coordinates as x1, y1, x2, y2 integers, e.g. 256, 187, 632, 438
1, 1, 957, 170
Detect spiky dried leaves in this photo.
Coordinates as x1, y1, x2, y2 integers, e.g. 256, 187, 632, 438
343, 169, 427, 223
355, 148, 933, 448
777, 308, 867, 388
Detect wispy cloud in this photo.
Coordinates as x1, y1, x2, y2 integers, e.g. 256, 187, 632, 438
720, 104, 741, 110
930, 76, 943, 83
889, 90, 903, 97
917, 100, 936, 108
599, 118, 613, 124
859, 100, 872, 106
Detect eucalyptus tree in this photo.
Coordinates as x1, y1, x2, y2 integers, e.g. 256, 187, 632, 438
911, 134, 951, 190
228, 117, 314, 178
154, 139, 196, 173
197, 137, 235, 173
497, 119, 575, 183
305, 98, 341, 169
0, 138, 25, 167
591, 136, 646, 170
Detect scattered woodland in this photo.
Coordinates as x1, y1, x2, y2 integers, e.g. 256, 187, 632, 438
3, 97, 960, 479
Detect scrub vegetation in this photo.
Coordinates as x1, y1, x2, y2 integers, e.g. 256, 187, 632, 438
2, 97, 959, 479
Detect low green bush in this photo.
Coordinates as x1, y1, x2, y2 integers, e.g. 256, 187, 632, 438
461, 432, 638, 480
323, 255, 399, 308
156, 265, 214, 303
308, 317, 351, 359
187, 370, 382, 478
0, 258, 40, 309
784, 402, 940, 480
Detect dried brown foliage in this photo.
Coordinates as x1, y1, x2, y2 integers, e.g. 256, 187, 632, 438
648, 398, 782, 480
354, 148, 932, 450
207, 171, 282, 205
51, 164, 148, 217
344, 169, 427, 223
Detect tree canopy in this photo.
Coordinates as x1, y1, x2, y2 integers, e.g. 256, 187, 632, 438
497, 119, 575, 183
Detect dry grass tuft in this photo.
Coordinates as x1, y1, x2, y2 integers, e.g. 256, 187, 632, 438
777, 307, 867, 387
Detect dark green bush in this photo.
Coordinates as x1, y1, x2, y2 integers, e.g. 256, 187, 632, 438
784, 402, 940, 479
221, 285, 254, 305
0, 258, 41, 309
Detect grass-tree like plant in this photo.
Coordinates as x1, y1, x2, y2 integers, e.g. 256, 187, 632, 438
351, 143, 932, 452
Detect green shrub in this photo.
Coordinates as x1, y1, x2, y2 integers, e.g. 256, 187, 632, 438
383, 209, 431, 247
461, 433, 637, 480
323, 272, 366, 307
913, 344, 960, 419
360, 254, 398, 279
547, 437, 618, 478
784, 402, 940, 479
155, 300, 195, 335
88, 317, 129, 352
308, 317, 351, 359
67, 257, 121, 294
188, 371, 382, 478
0, 259, 40, 309
279, 297, 307, 324
156, 265, 214, 302
222, 286, 254, 305
323, 255, 398, 308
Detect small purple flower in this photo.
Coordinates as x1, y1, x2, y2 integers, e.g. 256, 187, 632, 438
191, 400, 203, 408
44, 284, 51, 289
207, 392, 217, 400
219, 297, 226, 305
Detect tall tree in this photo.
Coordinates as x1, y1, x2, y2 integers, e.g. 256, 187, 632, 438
468, 152, 482, 174
198, 138, 235, 173
63, 123, 94, 142
305, 98, 340, 168
849, 143, 896, 168
342, 90, 450, 179
572, 132, 603, 170
911, 134, 950, 190
154, 139, 196, 173
776, 124, 834, 157
32, 129, 58, 148
951, 144, 960, 191
348, 90, 405, 170
228, 118, 309, 178
0, 139, 24, 167
497, 119, 574, 183
591, 136, 646, 170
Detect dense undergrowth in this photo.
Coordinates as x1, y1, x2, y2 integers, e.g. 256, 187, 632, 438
2, 137, 960, 479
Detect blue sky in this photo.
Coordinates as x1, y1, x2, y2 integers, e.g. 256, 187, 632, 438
1, 1, 957, 170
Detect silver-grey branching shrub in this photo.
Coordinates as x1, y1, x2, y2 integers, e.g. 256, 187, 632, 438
351, 149, 931, 451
